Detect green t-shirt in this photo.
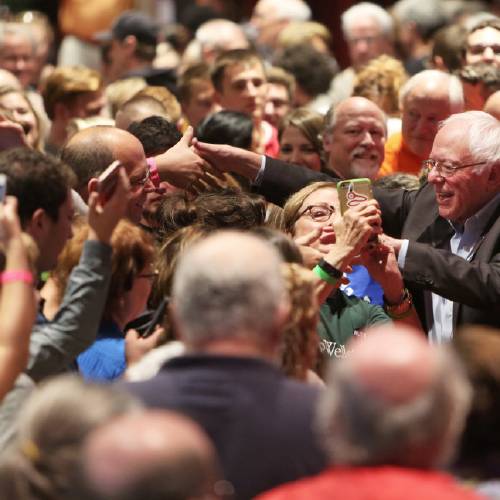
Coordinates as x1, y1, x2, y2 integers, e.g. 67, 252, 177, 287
318, 291, 390, 359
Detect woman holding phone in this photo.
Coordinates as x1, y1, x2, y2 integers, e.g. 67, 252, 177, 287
281, 181, 421, 359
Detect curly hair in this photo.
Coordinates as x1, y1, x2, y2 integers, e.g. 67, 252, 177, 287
280, 263, 319, 381
353, 55, 408, 116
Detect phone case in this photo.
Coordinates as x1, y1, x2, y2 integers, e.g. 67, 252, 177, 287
337, 178, 373, 215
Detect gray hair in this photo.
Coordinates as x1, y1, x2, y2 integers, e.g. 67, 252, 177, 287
0, 22, 35, 52
440, 110, 500, 172
399, 69, 464, 112
392, 0, 447, 40
317, 346, 471, 469
172, 231, 287, 347
341, 2, 394, 39
195, 19, 249, 51
255, 0, 312, 22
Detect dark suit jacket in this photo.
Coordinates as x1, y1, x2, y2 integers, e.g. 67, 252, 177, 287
260, 157, 500, 331
125, 354, 327, 500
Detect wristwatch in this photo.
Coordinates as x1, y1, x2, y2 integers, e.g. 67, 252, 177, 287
384, 288, 413, 319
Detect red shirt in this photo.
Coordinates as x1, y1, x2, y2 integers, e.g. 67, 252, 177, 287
257, 466, 484, 500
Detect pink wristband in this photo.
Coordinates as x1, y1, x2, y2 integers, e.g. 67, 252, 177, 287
0, 270, 34, 285
147, 157, 161, 188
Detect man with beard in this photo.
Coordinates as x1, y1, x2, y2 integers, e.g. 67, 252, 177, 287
379, 70, 463, 177
322, 96, 386, 180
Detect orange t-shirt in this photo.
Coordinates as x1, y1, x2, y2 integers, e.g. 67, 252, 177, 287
378, 132, 422, 178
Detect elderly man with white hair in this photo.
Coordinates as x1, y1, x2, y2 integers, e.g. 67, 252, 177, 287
125, 231, 327, 499
329, 2, 395, 106
258, 324, 478, 500
379, 69, 464, 177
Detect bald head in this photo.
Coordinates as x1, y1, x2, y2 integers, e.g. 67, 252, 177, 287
318, 324, 472, 469
62, 126, 150, 223
80, 411, 218, 500
401, 70, 464, 159
349, 324, 436, 404
324, 96, 386, 179
484, 90, 500, 120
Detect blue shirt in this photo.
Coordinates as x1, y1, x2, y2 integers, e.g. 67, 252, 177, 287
341, 265, 384, 306
77, 320, 126, 382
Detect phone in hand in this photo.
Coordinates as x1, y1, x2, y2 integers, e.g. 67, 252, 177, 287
97, 161, 121, 204
140, 297, 168, 338
337, 178, 378, 243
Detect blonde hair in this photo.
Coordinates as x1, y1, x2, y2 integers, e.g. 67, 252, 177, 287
280, 263, 319, 381
105, 77, 147, 118
135, 86, 181, 123
278, 21, 331, 49
353, 55, 408, 116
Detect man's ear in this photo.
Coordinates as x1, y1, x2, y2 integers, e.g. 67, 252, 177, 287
24, 208, 49, 241
123, 35, 137, 55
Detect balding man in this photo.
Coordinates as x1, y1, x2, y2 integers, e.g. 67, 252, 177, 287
379, 70, 464, 177
323, 96, 386, 180
125, 231, 327, 499
193, 111, 500, 338
75, 411, 220, 500
258, 324, 479, 500
61, 126, 153, 223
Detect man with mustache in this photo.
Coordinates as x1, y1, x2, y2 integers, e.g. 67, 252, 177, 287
379, 70, 464, 177
322, 96, 386, 180
193, 110, 500, 338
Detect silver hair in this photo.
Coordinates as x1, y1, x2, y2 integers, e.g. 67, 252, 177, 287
341, 2, 394, 39
440, 110, 500, 172
392, 0, 447, 39
255, 0, 312, 22
317, 346, 471, 468
172, 231, 287, 347
195, 19, 248, 50
0, 22, 35, 52
399, 69, 464, 112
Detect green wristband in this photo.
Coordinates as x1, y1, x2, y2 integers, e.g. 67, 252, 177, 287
313, 265, 339, 285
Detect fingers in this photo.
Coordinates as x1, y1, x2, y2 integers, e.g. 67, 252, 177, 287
294, 227, 322, 246
180, 126, 194, 146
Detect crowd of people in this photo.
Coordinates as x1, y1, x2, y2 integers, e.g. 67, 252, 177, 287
0, 0, 498, 498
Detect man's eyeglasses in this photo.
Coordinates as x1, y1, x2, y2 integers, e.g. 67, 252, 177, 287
421, 159, 486, 178
297, 204, 336, 222
130, 166, 151, 188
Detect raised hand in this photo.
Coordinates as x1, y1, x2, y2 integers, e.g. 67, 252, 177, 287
0, 115, 28, 151
87, 167, 130, 244
155, 127, 224, 190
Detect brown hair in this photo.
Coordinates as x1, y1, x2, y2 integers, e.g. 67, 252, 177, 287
41, 66, 102, 120
52, 220, 155, 319
281, 181, 337, 235
178, 63, 212, 104
211, 49, 264, 92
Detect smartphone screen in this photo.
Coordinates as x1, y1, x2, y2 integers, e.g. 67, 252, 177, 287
337, 178, 373, 215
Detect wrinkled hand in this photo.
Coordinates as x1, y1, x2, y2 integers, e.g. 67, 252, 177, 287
0, 115, 28, 151
333, 199, 382, 257
156, 127, 224, 190
125, 327, 163, 366
0, 196, 23, 244
87, 167, 130, 244
192, 137, 262, 180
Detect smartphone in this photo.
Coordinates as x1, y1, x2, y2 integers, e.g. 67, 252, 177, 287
97, 161, 121, 203
337, 178, 373, 215
337, 178, 378, 244
0, 174, 7, 203
140, 297, 168, 339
